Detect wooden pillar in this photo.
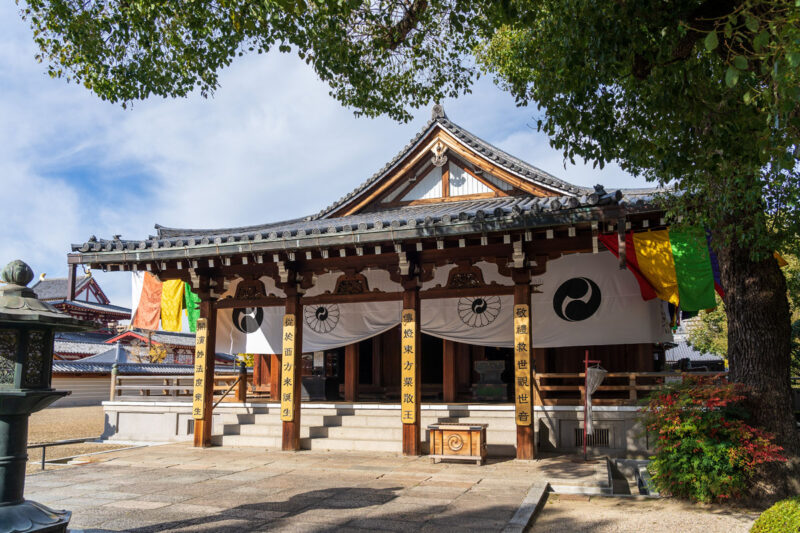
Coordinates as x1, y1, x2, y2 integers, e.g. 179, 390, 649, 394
192, 299, 217, 447
67, 263, 77, 301
514, 281, 535, 460
401, 284, 422, 456
269, 354, 281, 400
344, 343, 360, 402
442, 340, 457, 403
281, 289, 303, 451
235, 362, 247, 402
635, 343, 654, 372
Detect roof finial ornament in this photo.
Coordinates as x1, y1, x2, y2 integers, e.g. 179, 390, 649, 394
432, 103, 446, 120
431, 139, 448, 167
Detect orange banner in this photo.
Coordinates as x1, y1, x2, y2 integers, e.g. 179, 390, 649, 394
132, 272, 162, 330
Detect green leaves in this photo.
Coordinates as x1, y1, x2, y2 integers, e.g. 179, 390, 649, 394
725, 65, 740, 87
704, 30, 719, 51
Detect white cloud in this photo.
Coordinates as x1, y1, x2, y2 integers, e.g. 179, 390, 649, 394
0, 5, 647, 312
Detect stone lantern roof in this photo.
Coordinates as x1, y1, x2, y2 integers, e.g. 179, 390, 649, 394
0, 260, 95, 331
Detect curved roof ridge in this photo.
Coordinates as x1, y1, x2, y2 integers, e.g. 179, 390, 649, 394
154, 216, 310, 239
435, 117, 589, 197
309, 109, 588, 220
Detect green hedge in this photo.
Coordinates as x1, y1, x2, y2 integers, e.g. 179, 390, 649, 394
751, 496, 800, 533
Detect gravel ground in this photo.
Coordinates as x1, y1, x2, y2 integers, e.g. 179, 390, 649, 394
26, 405, 125, 473
533, 493, 760, 533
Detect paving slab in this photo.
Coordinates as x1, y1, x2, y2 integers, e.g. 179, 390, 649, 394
25, 443, 623, 532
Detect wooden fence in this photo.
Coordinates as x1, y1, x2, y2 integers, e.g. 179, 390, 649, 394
533, 371, 729, 406
110, 372, 251, 403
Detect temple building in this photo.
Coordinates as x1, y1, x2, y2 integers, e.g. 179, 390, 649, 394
32, 272, 131, 329
68, 106, 685, 458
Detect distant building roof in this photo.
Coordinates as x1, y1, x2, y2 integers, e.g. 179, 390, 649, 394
105, 329, 196, 347
31, 275, 92, 300
54, 331, 117, 356
53, 299, 131, 317
80, 344, 235, 364
80, 345, 136, 363
53, 361, 246, 375
665, 341, 725, 363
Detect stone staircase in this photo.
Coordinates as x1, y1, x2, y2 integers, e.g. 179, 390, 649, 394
212, 405, 517, 456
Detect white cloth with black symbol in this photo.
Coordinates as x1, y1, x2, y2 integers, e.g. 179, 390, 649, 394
214, 252, 672, 354
216, 302, 401, 354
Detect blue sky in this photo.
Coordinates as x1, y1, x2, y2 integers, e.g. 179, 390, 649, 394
0, 4, 645, 309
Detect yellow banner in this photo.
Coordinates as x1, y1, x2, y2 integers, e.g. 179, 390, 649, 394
280, 315, 297, 422
513, 304, 532, 426
191, 318, 208, 420
400, 309, 417, 425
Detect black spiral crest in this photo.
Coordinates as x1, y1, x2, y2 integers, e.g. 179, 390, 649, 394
458, 296, 501, 327
304, 304, 340, 333
233, 307, 264, 334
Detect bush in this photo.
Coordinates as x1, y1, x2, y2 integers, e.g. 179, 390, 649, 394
751, 496, 800, 533
642, 376, 785, 503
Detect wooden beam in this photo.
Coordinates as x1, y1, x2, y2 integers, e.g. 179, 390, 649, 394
345, 343, 360, 402
281, 288, 303, 451
441, 162, 450, 198
193, 299, 217, 448
443, 339, 457, 403
401, 282, 421, 456
383, 192, 499, 208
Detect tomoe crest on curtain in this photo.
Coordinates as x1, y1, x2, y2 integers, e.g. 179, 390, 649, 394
233, 308, 264, 334
458, 296, 501, 327
305, 304, 340, 334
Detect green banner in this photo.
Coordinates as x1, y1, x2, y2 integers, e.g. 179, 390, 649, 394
184, 283, 201, 332
670, 229, 716, 311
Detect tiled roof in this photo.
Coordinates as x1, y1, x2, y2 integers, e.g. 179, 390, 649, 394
55, 331, 117, 343
54, 341, 111, 355
665, 341, 725, 363
106, 329, 197, 347
70, 108, 669, 262
52, 361, 247, 375
53, 299, 131, 316
31, 276, 91, 300
73, 188, 644, 259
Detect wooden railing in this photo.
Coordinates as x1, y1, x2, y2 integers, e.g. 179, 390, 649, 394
533, 371, 728, 406
110, 372, 251, 403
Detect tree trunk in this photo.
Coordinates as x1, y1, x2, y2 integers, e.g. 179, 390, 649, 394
716, 238, 800, 498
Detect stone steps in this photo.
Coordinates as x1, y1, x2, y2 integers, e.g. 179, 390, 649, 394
214, 406, 517, 455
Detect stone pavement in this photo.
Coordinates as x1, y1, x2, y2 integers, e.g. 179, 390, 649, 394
23, 444, 603, 532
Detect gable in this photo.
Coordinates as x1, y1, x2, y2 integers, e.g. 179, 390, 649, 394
326, 124, 574, 217
378, 154, 526, 207
401, 166, 443, 201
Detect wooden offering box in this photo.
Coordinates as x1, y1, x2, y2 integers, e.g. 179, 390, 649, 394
428, 423, 488, 465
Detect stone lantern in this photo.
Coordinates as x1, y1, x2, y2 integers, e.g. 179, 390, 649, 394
0, 260, 94, 533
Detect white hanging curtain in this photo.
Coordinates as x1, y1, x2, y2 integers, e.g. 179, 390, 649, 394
216, 301, 401, 354
585, 366, 608, 435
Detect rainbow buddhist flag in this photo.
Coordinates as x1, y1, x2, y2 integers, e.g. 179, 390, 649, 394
599, 228, 721, 312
